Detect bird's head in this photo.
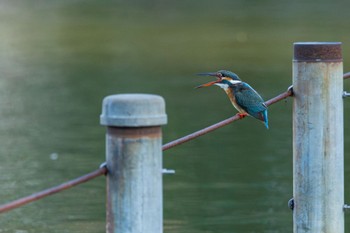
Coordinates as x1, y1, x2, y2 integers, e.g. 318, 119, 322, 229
195, 70, 241, 90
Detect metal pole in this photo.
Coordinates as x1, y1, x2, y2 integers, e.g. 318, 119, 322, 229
293, 42, 344, 233
100, 94, 167, 233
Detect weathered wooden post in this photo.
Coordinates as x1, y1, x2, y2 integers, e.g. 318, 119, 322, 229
293, 42, 344, 233
100, 94, 167, 233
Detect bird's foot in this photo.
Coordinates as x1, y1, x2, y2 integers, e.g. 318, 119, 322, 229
238, 113, 248, 119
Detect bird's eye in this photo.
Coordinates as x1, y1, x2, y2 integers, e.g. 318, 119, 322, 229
217, 73, 223, 78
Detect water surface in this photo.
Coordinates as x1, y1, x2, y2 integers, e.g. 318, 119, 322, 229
1, 1, 350, 232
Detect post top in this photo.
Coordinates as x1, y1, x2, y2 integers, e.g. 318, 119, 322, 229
294, 42, 342, 62
100, 94, 167, 127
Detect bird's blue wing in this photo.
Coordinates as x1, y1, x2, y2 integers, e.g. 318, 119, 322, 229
234, 83, 267, 120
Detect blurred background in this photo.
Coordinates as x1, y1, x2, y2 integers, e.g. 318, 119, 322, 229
0, 0, 350, 232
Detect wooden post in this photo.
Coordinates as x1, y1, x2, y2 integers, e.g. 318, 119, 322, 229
100, 94, 167, 233
293, 42, 344, 233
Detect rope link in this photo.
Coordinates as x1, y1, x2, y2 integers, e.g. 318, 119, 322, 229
0, 165, 107, 213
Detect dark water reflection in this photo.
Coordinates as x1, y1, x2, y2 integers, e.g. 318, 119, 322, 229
0, 1, 350, 232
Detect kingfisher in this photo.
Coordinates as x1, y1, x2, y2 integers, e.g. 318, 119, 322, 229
196, 70, 268, 128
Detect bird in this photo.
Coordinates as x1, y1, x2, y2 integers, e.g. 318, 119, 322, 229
195, 70, 268, 128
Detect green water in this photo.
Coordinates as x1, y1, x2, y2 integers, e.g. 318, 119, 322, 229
1, 1, 350, 232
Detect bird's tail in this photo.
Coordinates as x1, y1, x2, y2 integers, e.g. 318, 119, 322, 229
263, 110, 269, 129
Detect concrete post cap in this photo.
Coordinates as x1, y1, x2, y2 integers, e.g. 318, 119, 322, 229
294, 42, 342, 61
100, 94, 167, 127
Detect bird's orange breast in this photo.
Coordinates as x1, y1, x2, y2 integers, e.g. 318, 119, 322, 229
224, 88, 246, 114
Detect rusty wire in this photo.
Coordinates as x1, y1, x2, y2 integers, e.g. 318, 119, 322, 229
0, 73, 348, 214
344, 72, 350, 79
0, 165, 107, 214
162, 88, 293, 151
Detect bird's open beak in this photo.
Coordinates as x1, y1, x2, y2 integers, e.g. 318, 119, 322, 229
195, 72, 221, 89
195, 80, 219, 88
